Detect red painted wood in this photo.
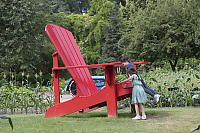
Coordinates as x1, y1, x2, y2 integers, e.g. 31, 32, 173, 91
45, 24, 148, 118
45, 86, 108, 117
52, 62, 123, 70
105, 65, 118, 118
51, 62, 147, 70
133, 62, 148, 65
45, 80, 133, 118
57, 26, 93, 96
45, 24, 97, 96
133, 62, 148, 71
52, 52, 60, 105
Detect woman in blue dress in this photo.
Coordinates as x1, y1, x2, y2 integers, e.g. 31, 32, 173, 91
123, 67, 147, 120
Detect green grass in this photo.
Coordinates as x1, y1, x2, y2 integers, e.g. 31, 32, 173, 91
0, 107, 200, 133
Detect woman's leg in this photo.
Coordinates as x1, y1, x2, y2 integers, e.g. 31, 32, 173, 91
135, 103, 140, 116
130, 97, 136, 114
132, 103, 141, 120
139, 103, 146, 116
139, 103, 146, 120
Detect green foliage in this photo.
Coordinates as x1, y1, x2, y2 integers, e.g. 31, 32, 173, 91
49, 12, 94, 66
119, 0, 200, 71
98, 3, 124, 63
0, 82, 54, 114
72, 0, 115, 64
0, 0, 200, 90
142, 68, 200, 107
0, 0, 52, 74
50, 12, 89, 42
115, 74, 127, 82
82, 0, 127, 64
117, 68, 200, 108
0, 68, 200, 116
36, 0, 90, 15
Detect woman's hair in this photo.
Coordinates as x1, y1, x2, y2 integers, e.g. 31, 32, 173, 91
127, 66, 140, 80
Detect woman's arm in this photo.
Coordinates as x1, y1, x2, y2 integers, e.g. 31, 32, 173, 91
120, 75, 133, 82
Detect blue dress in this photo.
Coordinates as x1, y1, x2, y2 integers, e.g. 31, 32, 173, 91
131, 74, 147, 104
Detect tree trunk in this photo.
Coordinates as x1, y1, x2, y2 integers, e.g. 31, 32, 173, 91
169, 59, 178, 72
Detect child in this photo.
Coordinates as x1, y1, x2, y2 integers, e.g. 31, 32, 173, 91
123, 67, 147, 120
122, 59, 160, 103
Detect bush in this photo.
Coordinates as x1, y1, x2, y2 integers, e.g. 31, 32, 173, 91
117, 69, 200, 108
143, 69, 200, 107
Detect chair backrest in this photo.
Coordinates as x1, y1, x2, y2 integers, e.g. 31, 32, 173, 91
45, 24, 98, 96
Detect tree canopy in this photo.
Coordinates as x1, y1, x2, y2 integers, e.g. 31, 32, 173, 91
119, 0, 200, 71
0, 0, 199, 76
0, 0, 51, 74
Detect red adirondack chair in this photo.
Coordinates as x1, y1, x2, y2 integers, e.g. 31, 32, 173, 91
45, 24, 148, 118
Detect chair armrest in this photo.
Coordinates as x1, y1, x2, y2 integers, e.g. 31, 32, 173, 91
52, 62, 123, 70
52, 62, 148, 70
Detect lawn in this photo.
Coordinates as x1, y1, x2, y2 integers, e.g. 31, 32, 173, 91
0, 107, 200, 133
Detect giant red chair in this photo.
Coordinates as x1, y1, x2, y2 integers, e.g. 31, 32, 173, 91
45, 24, 147, 118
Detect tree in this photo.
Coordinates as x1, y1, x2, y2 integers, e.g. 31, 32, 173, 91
37, 0, 91, 15
98, 3, 124, 63
82, 0, 114, 64
119, 0, 200, 71
0, 0, 51, 74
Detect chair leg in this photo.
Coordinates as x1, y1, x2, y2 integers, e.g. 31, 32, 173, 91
107, 95, 118, 118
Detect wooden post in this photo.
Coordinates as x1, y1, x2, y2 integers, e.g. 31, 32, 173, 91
52, 52, 60, 105
105, 65, 118, 118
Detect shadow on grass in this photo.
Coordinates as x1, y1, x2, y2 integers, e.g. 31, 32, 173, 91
62, 111, 108, 119
144, 109, 170, 120
61, 108, 170, 120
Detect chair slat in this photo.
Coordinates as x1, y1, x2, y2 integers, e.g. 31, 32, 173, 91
45, 24, 98, 96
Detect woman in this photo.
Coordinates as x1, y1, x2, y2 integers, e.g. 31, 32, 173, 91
123, 67, 147, 120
